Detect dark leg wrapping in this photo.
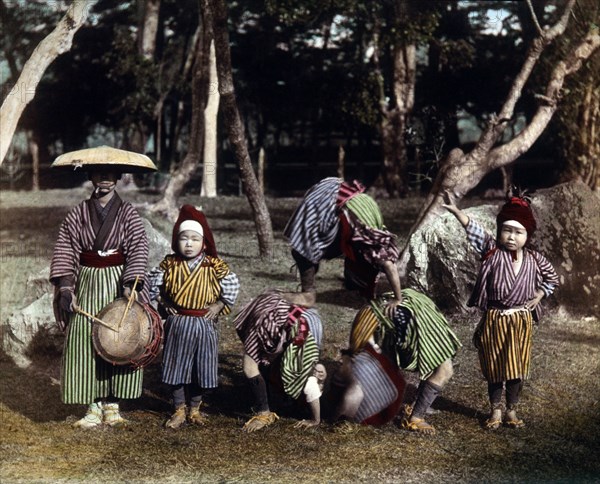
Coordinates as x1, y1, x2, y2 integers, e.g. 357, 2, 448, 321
505, 379, 522, 408
248, 374, 269, 413
172, 384, 186, 408
488, 381, 504, 407
411, 381, 442, 419
189, 382, 206, 408
292, 249, 318, 292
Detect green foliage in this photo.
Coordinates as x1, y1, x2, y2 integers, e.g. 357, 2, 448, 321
102, 28, 159, 126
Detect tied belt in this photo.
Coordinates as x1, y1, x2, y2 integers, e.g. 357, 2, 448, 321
287, 305, 309, 346
175, 307, 210, 317
488, 301, 529, 316
80, 250, 125, 267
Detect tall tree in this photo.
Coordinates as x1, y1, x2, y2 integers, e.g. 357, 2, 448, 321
201, 40, 219, 198
399, 0, 600, 271
0, 0, 93, 165
207, 0, 274, 257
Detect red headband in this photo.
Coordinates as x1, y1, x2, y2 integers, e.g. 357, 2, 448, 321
171, 205, 217, 257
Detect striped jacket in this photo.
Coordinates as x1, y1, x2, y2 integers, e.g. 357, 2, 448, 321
49, 194, 149, 288
465, 219, 559, 320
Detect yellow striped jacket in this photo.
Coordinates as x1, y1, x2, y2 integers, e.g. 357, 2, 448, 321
160, 255, 232, 314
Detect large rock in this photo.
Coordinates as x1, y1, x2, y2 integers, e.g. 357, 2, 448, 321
3, 218, 170, 367
405, 181, 600, 316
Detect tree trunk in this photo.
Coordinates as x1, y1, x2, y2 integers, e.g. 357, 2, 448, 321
27, 130, 39, 191
0, 1, 92, 165
207, 0, 274, 257
201, 40, 219, 198
398, 0, 599, 272
372, 3, 416, 197
139, 0, 161, 60
149, 14, 209, 219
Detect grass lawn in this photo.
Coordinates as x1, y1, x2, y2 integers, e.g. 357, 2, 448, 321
1, 188, 598, 483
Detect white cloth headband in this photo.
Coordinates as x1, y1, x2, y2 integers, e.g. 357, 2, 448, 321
178, 220, 204, 237
502, 220, 526, 231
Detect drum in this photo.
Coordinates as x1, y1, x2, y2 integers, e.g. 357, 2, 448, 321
92, 298, 163, 368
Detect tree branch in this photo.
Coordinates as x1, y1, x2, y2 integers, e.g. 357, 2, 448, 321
488, 28, 600, 170
526, 0, 544, 37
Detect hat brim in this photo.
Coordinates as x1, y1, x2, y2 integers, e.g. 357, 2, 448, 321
51, 146, 157, 173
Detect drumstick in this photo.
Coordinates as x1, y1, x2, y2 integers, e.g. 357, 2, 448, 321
73, 306, 118, 332
118, 275, 139, 330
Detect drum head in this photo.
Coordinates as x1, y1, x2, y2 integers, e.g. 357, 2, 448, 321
93, 298, 152, 365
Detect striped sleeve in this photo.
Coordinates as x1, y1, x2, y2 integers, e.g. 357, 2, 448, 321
120, 204, 150, 286
49, 205, 83, 285
465, 218, 495, 255
532, 251, 559, 297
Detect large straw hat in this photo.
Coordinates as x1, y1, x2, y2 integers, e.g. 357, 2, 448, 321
51, 146, 157, 172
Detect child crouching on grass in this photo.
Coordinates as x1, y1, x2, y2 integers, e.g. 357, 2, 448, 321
149, 205, 239, 429
443, 190, 558, 430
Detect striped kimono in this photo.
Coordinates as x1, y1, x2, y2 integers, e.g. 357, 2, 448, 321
350, 289, 462, 380
283, 177, 399, 297
148, 254, 239, 388
49, 193, 149, 404
465, 219, 559, 382
350, 345, 406, 425
233, 290, 322, 399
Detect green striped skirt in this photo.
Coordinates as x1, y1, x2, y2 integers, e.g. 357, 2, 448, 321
475, 309, 533, 383
61, 265, 143, 404
352, 289, 462, 380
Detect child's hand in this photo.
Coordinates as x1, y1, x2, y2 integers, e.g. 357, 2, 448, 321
293, 419, 319, 429
524, 291, 544, 311
441, 190, 458, 212
206, 301, 225, 319
384, 298, 403, 318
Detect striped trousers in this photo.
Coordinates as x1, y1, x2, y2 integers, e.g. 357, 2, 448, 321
62, 265, 143, 404
475, 309, 533, 383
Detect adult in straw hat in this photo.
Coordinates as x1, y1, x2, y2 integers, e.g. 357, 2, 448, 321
49, 146, 156, 428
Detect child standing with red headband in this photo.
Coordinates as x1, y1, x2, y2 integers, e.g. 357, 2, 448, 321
148, 205, 239, 429
443, 190, 558, 430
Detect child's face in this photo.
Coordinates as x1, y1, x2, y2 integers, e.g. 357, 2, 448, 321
498, 223, 527, 252
313, 363, 327, 382
177, 230, 204, 259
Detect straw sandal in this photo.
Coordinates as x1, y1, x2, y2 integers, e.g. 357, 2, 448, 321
165, 405, 187, 429
72, 402, 103, 429
484, 418, 502, 430
188, 406, 209, 426
402, 417, 436, 435
103, 403, 129, 428
242, 412, 279, 432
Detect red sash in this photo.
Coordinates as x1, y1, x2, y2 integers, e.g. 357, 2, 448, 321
176, 307, 210, 317
80, 250, 125, 267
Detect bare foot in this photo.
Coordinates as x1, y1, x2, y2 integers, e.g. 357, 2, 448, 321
280, 291, 316, 308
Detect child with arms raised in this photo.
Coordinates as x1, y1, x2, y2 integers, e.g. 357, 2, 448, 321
443, 190, 558, 429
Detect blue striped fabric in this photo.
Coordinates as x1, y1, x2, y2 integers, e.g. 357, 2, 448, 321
161, 314, 219, 387
352, 351, 398, 423
283, 177, 341, 264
